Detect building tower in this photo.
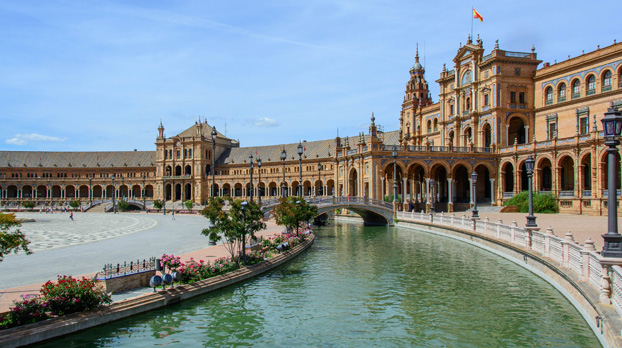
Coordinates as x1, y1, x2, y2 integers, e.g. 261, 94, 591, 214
400, 44, 432, 145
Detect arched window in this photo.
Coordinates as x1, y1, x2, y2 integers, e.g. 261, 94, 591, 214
433, 119, 438, 132
571, 79, 581, 99
545, 87, 553, 105
426, 120, 432, 133
557, 83, 566, 102
465, 97, 471, 110
587, 75, 596, 95
603, 70, 612, 91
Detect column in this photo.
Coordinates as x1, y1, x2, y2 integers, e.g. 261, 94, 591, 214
402, 177, 407, 203
506, 125, 510, 146
525, 126, 530, 143
490, 178, 496, 204
380, 177, 385, 199
425, 178, 431, 204
448, 178, 454, 204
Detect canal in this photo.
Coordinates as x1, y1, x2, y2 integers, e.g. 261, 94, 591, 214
40, 223, 600, 347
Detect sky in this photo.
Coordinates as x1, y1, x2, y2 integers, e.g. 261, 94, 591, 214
1, 0, 621, 152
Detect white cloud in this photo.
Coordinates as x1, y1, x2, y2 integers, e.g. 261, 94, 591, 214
253, 117, 279, 127
5, 133, 68, 146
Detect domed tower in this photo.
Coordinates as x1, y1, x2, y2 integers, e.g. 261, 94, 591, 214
400, 44, 432, 145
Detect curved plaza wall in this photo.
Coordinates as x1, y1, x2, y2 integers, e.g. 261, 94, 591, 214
396, 211, 622, 348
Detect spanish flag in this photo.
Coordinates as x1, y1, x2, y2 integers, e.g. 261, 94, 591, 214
473, 8, 483, 22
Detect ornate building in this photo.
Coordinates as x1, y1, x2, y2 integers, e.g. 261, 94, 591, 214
0, 37, 620, 216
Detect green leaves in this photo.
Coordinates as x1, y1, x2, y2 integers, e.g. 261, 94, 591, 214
0, 213, 32, 263
273, 197, 318, 235
201, 197, 266, 264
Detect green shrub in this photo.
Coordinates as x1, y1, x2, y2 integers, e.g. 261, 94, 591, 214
153, 199, 163, 210
184, 200, 193, 211
69, 200, 80, 210
503, 191, 557, 214
117, 200, 129, 212
41, 276, 111, 316
384, 194, 401, 202
0, 295, 48, 329
23, 202, 35, 211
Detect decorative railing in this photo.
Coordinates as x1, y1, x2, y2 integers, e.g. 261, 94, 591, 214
162, 175, 191, 180
481, 53, 493, 62
502, 192, 514, 198
587, 89, 596, 96
394, 211, 622, 318
602, 189, 622, 197
96, 257, 157, 279
559, 190, 575, 197
347, 149, 358, 155
572, 93, 581, 99
582, 190, 592, 197
504, 51, 531, 58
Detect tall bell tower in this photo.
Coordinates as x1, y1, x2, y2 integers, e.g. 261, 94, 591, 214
400, 45, 432, 145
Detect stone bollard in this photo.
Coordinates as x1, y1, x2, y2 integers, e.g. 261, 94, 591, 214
544, 226, 554, 258
580, 238, 596, 281
510, 220, 519, 244
561, 231, 575, 268
497, 219, 503, 239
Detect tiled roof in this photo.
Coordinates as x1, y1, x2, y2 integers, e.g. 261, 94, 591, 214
0, 151, 156, 169
0, 130, 400, 169
219, 130, 400, 165
175, 121, 233, 142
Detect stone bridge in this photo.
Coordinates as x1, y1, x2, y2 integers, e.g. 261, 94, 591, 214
262, 196, 395, 225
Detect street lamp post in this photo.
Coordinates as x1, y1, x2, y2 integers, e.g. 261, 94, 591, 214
430, 178, 435, 212
121, 177, 124, 203
111, 175, 116, 214
257, 158, 262, 205
88, 175, 93, 207
163, 177, 166, 216
281, 149, 287, 198
525, 156, 537, 228
317, 162, 322, 197
249, 154, 254, 202
601, 107, 622, 258
392, 146, 398, 203
296, 200, 301, 236
471, 171, 479, 219
211, 126, 217, 198
298, 142, 304, 197
240, 201, 248, 265
142, 174, 146, 211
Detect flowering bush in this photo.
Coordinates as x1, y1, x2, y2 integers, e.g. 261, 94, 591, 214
245, 250, 274, 265
0, 295, 48, 329
173, 255, 242, 284
41, 275, 112, 316
261, 234, 306, 251
160, 254, 182, 271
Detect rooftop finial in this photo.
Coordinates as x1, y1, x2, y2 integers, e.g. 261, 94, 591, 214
531, 44, 535, 53
494, 39, 499, 50
371, 112, 375, 124
415, 43, 419, 62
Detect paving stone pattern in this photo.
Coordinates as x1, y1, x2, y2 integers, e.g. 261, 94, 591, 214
15, 213, 158, 251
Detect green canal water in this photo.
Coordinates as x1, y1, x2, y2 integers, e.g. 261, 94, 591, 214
41, 223, 600, 347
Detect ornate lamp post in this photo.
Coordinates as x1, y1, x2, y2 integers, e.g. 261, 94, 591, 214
601, 107, 622, 258
111, 175, 116, 214
257, 157, 262, 205
317, 162, 322, 197
121, 177, 125, 202
240, 201, 248, 265
162, 177, 166, 216
296, 200, 301, 236
525, 156, 537, 228
88, 175, 93, 207
471, 171, 479, 219
142, 174, 146, 211
430, 178, 435, 212
392, 146, 398, 203
249, 154, 254, 202
298, 142, 304, 197
211, 126, 217, 198
281, 148, 287, 197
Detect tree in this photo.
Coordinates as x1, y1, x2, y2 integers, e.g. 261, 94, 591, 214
273, 196, 318, 236
0, 213, 32, 263
69, 200, 80, 211
153, 199, 163, 211
184, 200, 193, 211
201, 197, 266, 265
23, 202, 35, 211
117, 200, 129, 212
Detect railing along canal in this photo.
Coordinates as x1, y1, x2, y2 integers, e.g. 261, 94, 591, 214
395, 210, 622, 317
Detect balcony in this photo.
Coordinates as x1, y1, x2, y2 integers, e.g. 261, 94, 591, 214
603, 85, 612, 92
602, 189, 622, 197
586, 89, 595, 96
559, 190, 575, 197
545, 99, 553, 105
162, 175, 191, 180
572, 93, 580, 99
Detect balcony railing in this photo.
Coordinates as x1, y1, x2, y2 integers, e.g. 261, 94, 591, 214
587, 89, 595, 96
502, 192, 514, 198
504, 51, 531, 58
602, 189, 622, 197
559, 190, 575, 197
582, 190, 592, 197
603, 85, 612, 92
162, 175, 191, 180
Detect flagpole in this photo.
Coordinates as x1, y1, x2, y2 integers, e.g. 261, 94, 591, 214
470, 7, 473, 41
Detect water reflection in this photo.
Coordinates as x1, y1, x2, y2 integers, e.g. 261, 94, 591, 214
39, 223, 600, 347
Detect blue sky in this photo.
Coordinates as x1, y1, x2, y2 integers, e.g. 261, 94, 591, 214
1, 0, 620, 151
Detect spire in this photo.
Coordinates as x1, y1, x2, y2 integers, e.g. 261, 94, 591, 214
371, 112, 375, 125
411, 43, 423, 71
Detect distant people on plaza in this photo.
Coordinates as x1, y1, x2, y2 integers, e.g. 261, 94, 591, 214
69, 212, 74, 221
172, 210, 175, 220
409, 201, 414, 212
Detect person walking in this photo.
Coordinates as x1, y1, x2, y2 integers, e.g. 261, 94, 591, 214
69, 212, 74, 221
171, 210, 175, 220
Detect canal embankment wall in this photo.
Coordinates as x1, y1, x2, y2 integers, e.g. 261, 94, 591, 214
0, 234, 315, 348
396, 212, 622, 348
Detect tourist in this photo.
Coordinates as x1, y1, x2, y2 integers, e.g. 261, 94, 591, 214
69, 212, 74, 221
172, 210, 175, 220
